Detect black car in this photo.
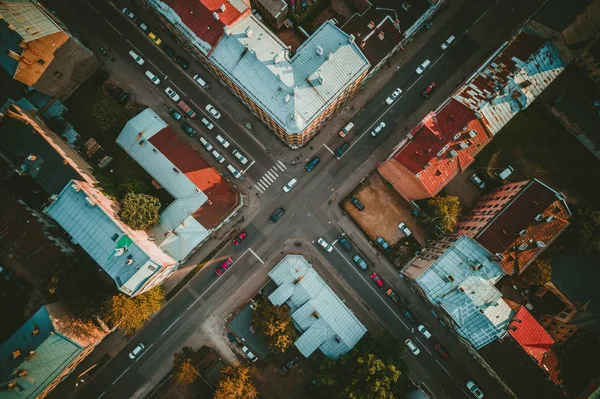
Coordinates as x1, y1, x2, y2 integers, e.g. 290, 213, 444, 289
283, 356, 299, 371
335, 142, 349, 157
305, 157, 320, 171
175, 56, 189, 69
270, 208, 284, 223
338, 236, 352, 251
181, 122, 196, 137
162, 45, 175, 57
349, 196, 364, 211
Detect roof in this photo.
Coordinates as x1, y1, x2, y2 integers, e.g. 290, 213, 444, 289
268, 255, 367, 358
209, 17, 370, 134
453, 28, 565, 135
0, 1, 62, 42
253, 0, 287, 19
46, 180, 176, 296
0, 105, 97, 195
148, 0, 250, 55
415, 236, 512, 349
0, 306, 82, 399
0, 20, 24, 76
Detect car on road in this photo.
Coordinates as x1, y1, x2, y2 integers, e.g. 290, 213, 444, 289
199, 136, 213, 151
227, 164, 242, 179
352, 254, 368, 270
168, 108, 182, 121
181, 122, 196, 137
165, 87, 181, 102
270, 208, 284, 223
317, 238, 333, 253
349, 196, 364, 210
440, 35, 456, 50
305, 157, 320, 171
466, 381, 484, 398
434, 343, 448, 358
371, 121, 386, 137
201, 117, 214, 130
233, 232, 247, 245
339, 122, 354, 137
242, 346, 258, 362
405, 339, 420, 355
232, 149, 248, 165
337, 236, 352, 251
386, 288, 399, 303
417, 324, 432, 339
283, 356, 299, 371
334, 142, 349, 157
148, 32, 162, 45
145, 70, 161, 85
416, 59, 431, 74
216, 135, 230, 148
385, 88, 402, 105
370, 272, 384, 287
161, 45, 175, 57
122, 7, 138, 21
206, 104, 221, 119
398, 222, 412, 237
129, 343, 145, 359
215, 257, 233, 276
283, 177, 298, 193
376, 237, 391, 252
139, 22, 149, 33
193, 74, 209, 88
128, 50, 145, 65
470, 173, 486, 189
421, 82, 436, 97
175, 56, 189, 69
403, 310, 415, 323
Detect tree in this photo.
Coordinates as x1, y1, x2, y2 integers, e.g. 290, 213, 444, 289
119, 193, 160, 230
577, 206, 600, 254
118, 178, 150, 199
213, 363, 258, 399
427, 195, 461, 232
251, 300, 296, 352
101, 286, 164, 335
512, 259, 552, 288
173, 346, 199, 385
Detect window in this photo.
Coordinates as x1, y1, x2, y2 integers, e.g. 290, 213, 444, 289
111, 233, 119, 242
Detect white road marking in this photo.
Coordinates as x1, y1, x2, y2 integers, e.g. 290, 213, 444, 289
84, 0, 100, 14
436, 359, 452, 377
270, 168, 279, 178
249, 248, 264, 264
112, 367, 130, 385
266, 171, 277, 180
189, 99, 202, 112
135, 343, 153, 361
97, 393, 106, 399
125, 39, 142, 54
276, 164, 285, 172
277, 160, 287, 169
104, 19, 122, 35
147, 59, 164, 76
256, 182, 266, 191
170, 82, 187, 97
259, 178, 270, 187
263, 174, 274, 184
473, 8, 489, 25
255, 185, 264, 193
322, 144, 334, 155
414, 336, 432, 355
242, 159, 255, 174
162, 316, 181, 335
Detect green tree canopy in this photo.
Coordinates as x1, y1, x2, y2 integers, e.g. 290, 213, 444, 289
173, 346, 199, 385
427, 195, 461, 232
119, 193, 160, 230
101, 286, 164, 335
213, 363, 258, 399
577, 206, 600, 254
251, 300, 296, 353
512, 259, 552, 288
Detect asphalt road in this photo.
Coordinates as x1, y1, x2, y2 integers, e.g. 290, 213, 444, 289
40, 0, 548, 398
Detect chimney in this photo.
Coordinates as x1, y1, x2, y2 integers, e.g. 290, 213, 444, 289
220, 3, 226, 12
245, 26, 253, 37
348, 34, 355, 43
378, 31, 385, 40
316, 45, 323, 56
213, 12, 219, 20
224, 25, 231, 35
367, 21, 375, 29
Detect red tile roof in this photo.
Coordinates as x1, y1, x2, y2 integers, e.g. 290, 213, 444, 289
164, 0, 250, 50
149, 128, 239, 229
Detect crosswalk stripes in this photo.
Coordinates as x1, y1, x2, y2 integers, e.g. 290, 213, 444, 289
254, 161, 288, 194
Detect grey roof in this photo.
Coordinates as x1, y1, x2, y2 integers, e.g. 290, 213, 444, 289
210, 17, 370, 134
0, 1, 61, 42
268, 255, 367, 358
416, 236, 513, 349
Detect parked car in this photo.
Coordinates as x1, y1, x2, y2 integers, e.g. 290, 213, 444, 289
232, 149, 248, 165
178, 101, 197, 118
371, 121, 386, 137
227, 164, 242, 179
128, 50, 144, 65
148, 32, 162, 45
129, 343, 145, 359
466, 381, 484, 399
175, 56, 189, 69
385, 88, 402, 105
168, 108, 182, 121
376, 237, 391, 252
403, 310, 415, 323
283, 356, 299, 371
201, 117, 214, 130
211, 150, 225, 164
270, 208, 284, 223
206, 104, 221, 119
242, 346, 258, 362
370, 272, 384, 287
233, 232, 247, 245
398, 222, 412, 237
470, 173, 486, 189
417, 324, 432, 339
434, 343, 449, 358
165, 87, 181, 102
228, 332, 242, 346
352, 254, 368, 270
386, 288, 399, 303
337, 236, 352, 251
416, 59, 431, 74
193, 74, 209, 88
335, 142, 349, 157
145, 70, 161, 85
339, 122, 354, 137
317, 238, 333, 253
421, 82, 436, 97
215, 257, 233, 276
405, 339, 420, 355
181, 122, 196, 137
139, 22, 149, 32
305, 157, 320, 171
199, 136, 213, 151
216, 134, 230, 148
122, 7, 138, 21
497, 166, 514, 180
161, 45, 175, 57
440, 35, 456, 50
349, 196, 364, 210
283, 177, 298, 193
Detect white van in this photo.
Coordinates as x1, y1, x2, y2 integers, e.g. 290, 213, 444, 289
201, 118, 214, 130
339, 122, 354, 138
193, 74, 209, 89
416, 59, 431, 74
216, 134, 230, 148
227, 164, 242, 179
129, 50, 145, 65
199, 136, 213, 151
232, 149, 248, 165
440, 35, 455, 50
145, 70, 160, 85
211, 150, 225, 164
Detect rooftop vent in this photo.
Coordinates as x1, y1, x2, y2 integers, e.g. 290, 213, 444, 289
453, 133, 461, 140
449, 150, 458, 157
138, 140, 145, 146
7, 381, 17, 390
536, 241, 546, 248
17, 369, 27, 378
459, 287, 465, 292
213, 11, 219, 20
348, 34, 355, 43
378, 31, 385, 40
12, 350, 20, 359
311, 311, 320, 319
224, 25, 231, 35
245, 26, 253, 37
446, 274, 455, 282
25, 351, 35, 361
367, 21, 375, 29
173, 168, 180, 174
459, 142, 469, 149
490, 253, 505, 261
470, 263, 483, 271
284, 94, 291, 103
125, 259, 134, 265
518, 229, 528, 236
220, 3, 226, 12
71, 183, 80, 192
518, 243, 528, 251
85, 196, 96, 206
334, 335, 341, 343
535, 214, 544, 222
316, 46, 323, 56
468, 130, 478, 138
32, 328, 39, 335
546, 216, 555, 223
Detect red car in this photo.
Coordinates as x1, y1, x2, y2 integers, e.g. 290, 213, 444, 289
233, 232, 247, 245
215, 257, 233, 276
434, 343, 448, 358
421, 82, 436, 97
370, 273, 384, 287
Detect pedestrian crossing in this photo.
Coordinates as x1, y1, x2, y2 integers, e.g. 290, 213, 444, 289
255, 160, 287, 193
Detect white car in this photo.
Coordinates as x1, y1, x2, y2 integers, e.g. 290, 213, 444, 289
232, 149, 248, 165
317, 238, 333, 253
398, 222, 412, 237
216, 134, 230, 148
211, 150, 225, 164
242, 346, 258, 362
466, 381, 484, 398
193, 74, 209, 88
145, 71, 160, 85
417, 324, 432, 339
128, 343, 145, 359
199, 136, 213, 151
201, 117, 214, 130
283, 177, 298, 193
385, 88, 402, 105
416, 59, 431, 75
164, 87, 180, 102
205, 104, 221, 119
128, 50, 145, 65
121, 7, 137, 21
371, 121, 386, 137
227, 164, 242, 179
405, 339, 420, 355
